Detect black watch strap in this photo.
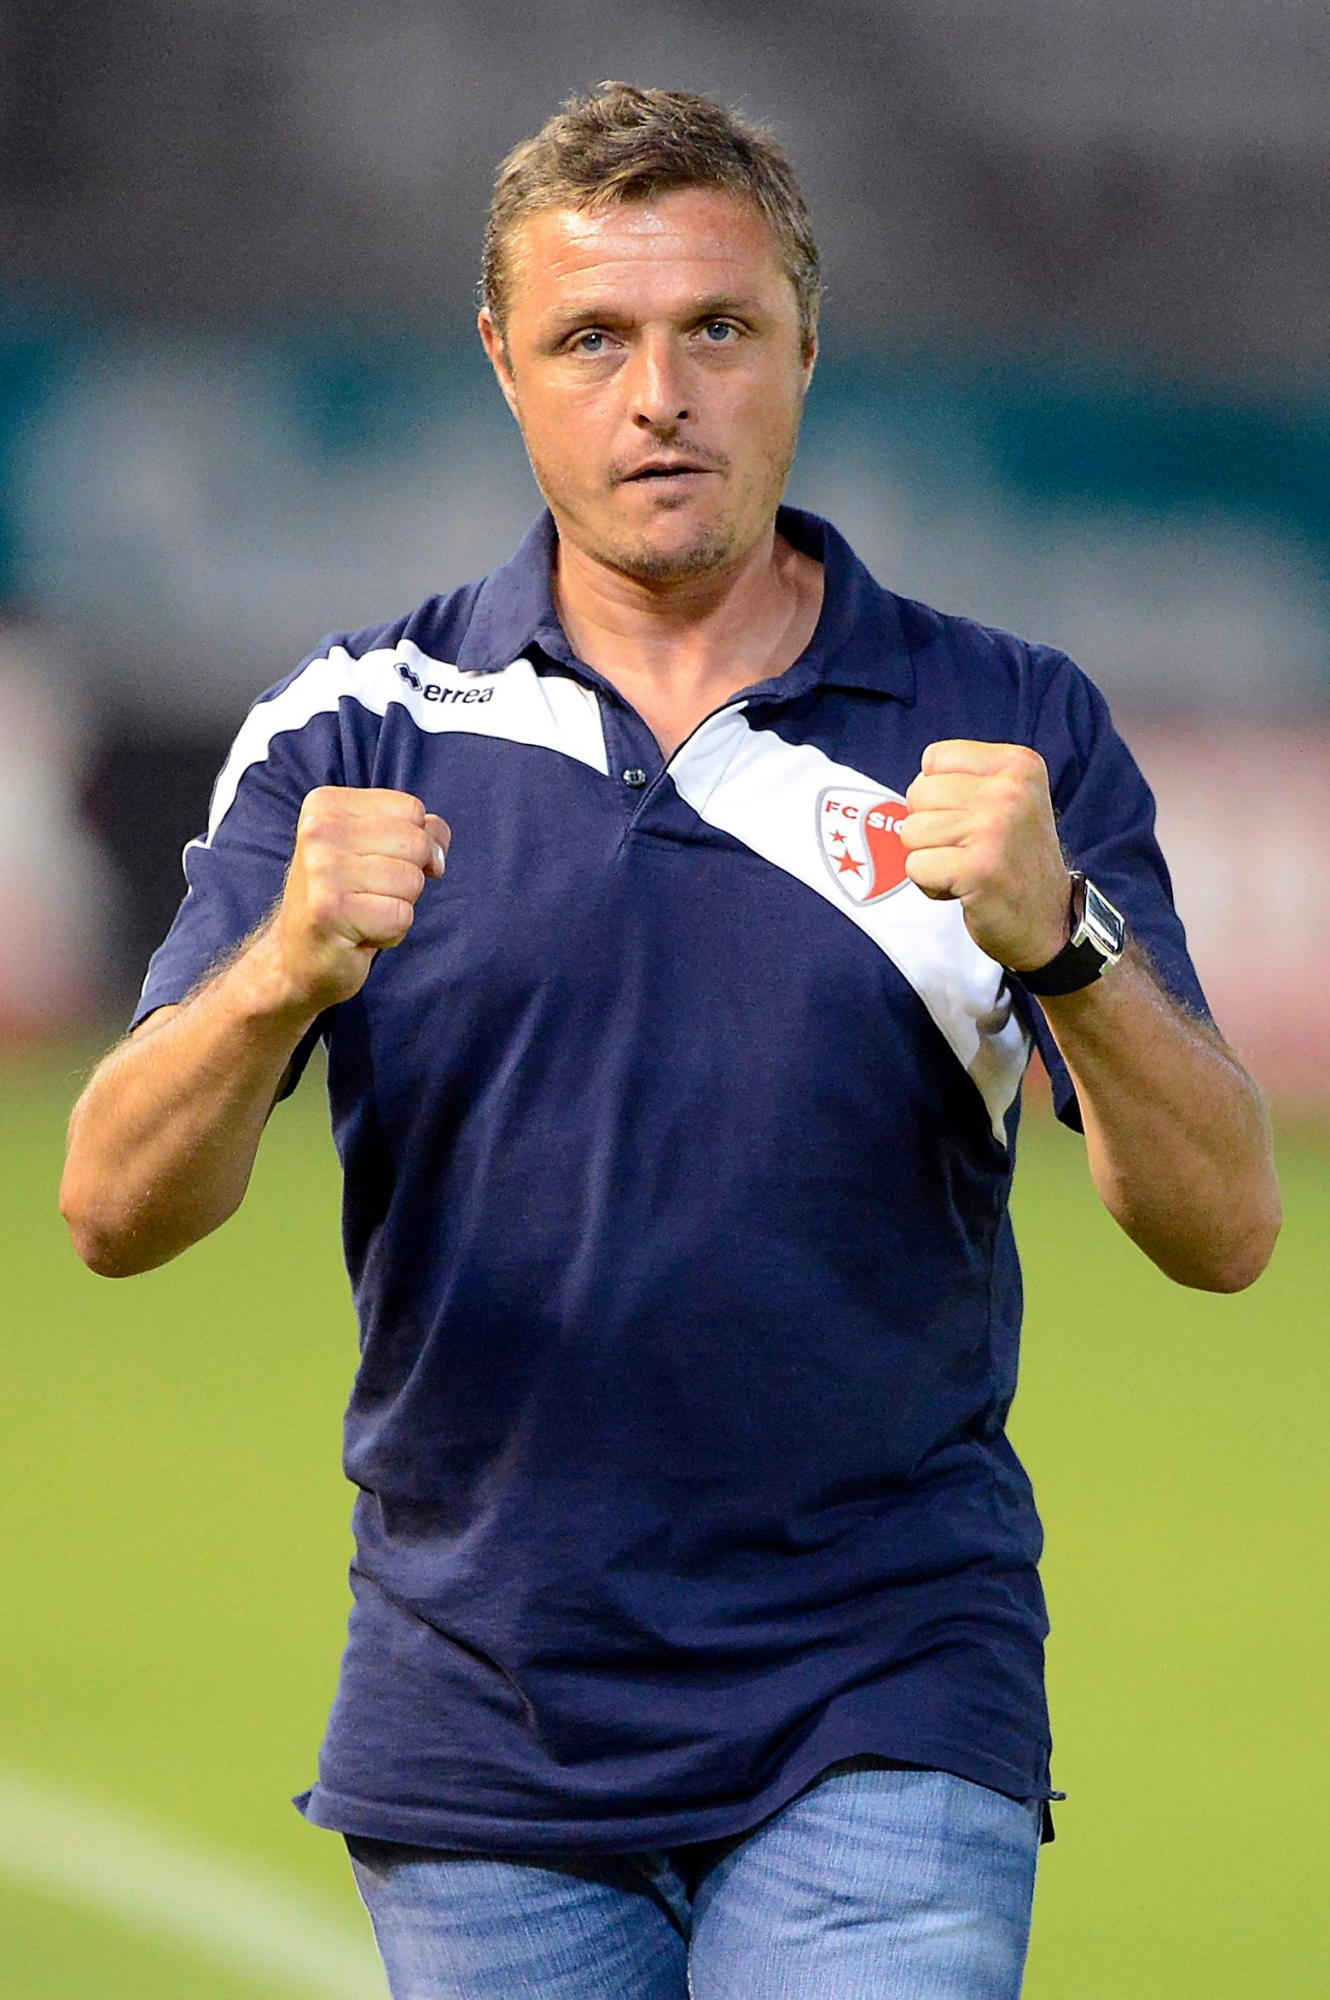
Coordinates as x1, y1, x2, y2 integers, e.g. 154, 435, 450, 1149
1014, 872, 1127, 997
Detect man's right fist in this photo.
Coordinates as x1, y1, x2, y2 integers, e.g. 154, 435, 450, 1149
266, 787, 451, 1011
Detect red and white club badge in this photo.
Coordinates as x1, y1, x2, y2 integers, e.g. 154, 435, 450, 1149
816, 786, 910, 904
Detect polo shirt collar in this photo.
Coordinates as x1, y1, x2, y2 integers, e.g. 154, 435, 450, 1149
455, 505, 915, 705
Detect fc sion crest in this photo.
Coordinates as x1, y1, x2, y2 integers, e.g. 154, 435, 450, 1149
817, 786, 910, 905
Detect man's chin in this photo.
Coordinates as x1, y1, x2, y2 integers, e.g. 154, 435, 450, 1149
596, 515, 740, 587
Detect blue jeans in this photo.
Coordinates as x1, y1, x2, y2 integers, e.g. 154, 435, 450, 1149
347, 1763, 1042, 1998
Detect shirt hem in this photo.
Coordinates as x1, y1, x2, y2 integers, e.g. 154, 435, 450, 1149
294, 1732, 1052, 1856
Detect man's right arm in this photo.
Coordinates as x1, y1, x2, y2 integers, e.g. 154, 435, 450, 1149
60, 787, 449, 1278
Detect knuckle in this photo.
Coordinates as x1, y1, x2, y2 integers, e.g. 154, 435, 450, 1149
300, 786, 342, 827
300, 803, 344, 847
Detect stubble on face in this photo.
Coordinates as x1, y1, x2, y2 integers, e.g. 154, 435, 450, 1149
596, 501, 739, 588
590, 428, 801, 590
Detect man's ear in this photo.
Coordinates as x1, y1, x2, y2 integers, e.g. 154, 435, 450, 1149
800, 327, 818, 391
478, 308, 520, 420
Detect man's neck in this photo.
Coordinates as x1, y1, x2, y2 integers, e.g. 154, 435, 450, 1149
551, 523, 824, 760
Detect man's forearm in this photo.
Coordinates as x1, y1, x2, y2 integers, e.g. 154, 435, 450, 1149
60, 932, 318, 1278
1041, 948, 1280, 1292
61, 785, 451, 1280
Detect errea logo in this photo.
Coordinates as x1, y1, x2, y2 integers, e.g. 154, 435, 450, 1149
395, 659, 494, 705
817, 786, 909, 904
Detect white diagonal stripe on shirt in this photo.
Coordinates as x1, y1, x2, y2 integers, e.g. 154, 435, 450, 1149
668, 706, 1030, 1140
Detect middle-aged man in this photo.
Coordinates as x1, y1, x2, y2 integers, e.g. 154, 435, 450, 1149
62, 82, 1280, 2000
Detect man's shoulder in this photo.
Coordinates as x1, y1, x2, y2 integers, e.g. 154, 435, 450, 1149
203, 579, 503, 784
876, 578, 1103, 750
889, 585, 1076, 698
271, 579, 493, 699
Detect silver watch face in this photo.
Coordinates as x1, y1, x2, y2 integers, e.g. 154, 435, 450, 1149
1076, 878, 1127, 962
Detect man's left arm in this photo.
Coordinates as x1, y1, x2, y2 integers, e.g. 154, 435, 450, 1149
901, 739, 1281, 1293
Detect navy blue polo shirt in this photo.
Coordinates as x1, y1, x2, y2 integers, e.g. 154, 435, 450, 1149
135, 506, 1208, 1853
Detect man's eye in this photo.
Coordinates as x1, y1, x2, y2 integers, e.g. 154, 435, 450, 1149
572, 330, 607, 354
703, 321, 738, 343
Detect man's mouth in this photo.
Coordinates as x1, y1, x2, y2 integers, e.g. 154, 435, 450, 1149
617, 459, 720, 484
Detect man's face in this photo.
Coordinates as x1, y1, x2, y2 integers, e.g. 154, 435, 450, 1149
479, 188, 816, 585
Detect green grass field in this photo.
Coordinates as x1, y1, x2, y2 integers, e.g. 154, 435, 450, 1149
2, 1043, 1326, 1996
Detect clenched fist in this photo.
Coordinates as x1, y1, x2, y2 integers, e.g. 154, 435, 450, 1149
900, 741, 1070, 972
267, 787, 451, 1011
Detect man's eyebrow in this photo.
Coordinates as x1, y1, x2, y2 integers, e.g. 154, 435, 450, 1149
540, 292, 764, 337
685, 293, 762, 322
540, 301, 634, 335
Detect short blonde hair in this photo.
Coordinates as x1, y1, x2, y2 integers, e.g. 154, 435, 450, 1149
482, 82, 821, 347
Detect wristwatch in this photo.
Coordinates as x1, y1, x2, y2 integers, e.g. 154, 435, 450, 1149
1014, 871, 1127, 997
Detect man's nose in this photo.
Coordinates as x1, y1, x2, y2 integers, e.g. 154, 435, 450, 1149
628, 332, 690, 432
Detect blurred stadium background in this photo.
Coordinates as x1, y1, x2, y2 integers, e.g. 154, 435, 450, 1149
1, 2, 1326, 1993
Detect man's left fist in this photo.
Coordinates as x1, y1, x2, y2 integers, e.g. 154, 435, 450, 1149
900, 740, 1071, 972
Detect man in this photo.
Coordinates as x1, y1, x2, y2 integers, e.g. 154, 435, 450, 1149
62, 83, 1279, 2000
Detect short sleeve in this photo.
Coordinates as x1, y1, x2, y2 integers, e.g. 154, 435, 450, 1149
129, 666, 351, 1091
1022, 649, 1212, 1132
